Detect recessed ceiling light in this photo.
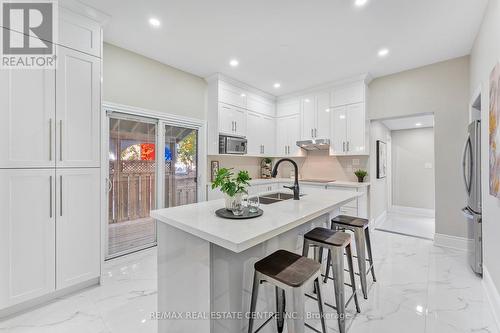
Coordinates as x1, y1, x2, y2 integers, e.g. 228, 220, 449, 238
304, 98, 310, 103
378, 48, 390, 57
229, 59, 239, 67
325, 108, 330, 113
273, 82, 281, 89
240, 93, 246, 97
355, 0, 368, 7
415, 122, 422, 127
148, 17, 161, 27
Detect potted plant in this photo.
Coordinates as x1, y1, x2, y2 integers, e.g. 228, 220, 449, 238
354, 169, 368, 183
212, 168, 252, 210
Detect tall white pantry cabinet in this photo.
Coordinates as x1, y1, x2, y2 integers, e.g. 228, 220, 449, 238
0, 7, 104, 315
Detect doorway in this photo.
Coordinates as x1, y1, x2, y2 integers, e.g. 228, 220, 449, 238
105, 112, 201, 259
374, 114, 436, 239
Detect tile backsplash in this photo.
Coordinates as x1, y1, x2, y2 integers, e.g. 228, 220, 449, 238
208, 151, 369, 182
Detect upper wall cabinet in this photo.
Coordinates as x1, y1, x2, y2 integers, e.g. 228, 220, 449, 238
59, 8, 102, 58
300, 91, 331, 140
219, 103, 246, 137
277, 98, 300, 117
331, 82, 365, 107
219, 83, 247, 109
247, 112, 275, 155
330, 103, 367, 155
56, 46, 101, 167
247, 93, 275, 117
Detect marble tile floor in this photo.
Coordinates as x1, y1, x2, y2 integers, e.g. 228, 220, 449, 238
0, 230, 496, 333
376, 211, 435, 240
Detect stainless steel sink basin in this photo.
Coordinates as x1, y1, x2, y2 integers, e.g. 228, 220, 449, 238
258, 192, 305, 205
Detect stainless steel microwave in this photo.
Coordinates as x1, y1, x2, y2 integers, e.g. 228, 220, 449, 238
219, 135, 247, 154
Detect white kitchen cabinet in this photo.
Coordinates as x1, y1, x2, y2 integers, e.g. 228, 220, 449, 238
301, 95, 316, 140
56, 168, 100, 289
327, 185, 368, 219
300, 91, 331, 140
59, 8, 102, 58
0, 58, 56, 168
276, 114, 302, 156
331, 82, 365, 107
246, 112, 275, 155
56, 46, 101, 167
0, 169, 56, 308
330, 103, 367, 155
247, 94, 274, 117
276, 98, 300, 117
219, 83, 247, 108
219, 103, 246, 137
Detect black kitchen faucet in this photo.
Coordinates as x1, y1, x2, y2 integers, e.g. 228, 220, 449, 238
271, 158, 300, 200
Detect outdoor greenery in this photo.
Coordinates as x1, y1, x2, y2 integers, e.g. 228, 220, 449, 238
211, 168, 251, 197
178, 131, 197, 171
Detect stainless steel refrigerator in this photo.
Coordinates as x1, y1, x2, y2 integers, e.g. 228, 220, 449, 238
461, 120, 482, 275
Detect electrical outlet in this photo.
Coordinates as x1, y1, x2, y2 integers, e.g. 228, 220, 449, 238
352, 159, 360, 166
425, 162, 433, 169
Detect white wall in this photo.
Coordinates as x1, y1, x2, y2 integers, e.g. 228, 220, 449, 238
368, 56, 470, 238
470, 0, 500, 297
369, 121, 391, 221
391, 127, 435, 210
103, 43, 207, 120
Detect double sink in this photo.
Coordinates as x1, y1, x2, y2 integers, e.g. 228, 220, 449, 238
258, 192, 305, 205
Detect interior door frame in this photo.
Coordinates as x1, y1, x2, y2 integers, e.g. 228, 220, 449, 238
100, 102, 207, 264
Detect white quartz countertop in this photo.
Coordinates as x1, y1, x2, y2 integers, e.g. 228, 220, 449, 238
151, 188, 361, 253
249, 178, 370, 188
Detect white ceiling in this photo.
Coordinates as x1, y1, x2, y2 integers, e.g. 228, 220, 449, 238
382, 114, 435, 131
75, 0, 487, 96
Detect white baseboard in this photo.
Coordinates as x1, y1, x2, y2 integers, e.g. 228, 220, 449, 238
370, 210, 387, 231
390, 205, 435, 218
433, 233, 468, 251
483, 266, 500, 331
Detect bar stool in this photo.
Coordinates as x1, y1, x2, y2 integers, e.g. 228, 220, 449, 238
328, 215, 376, 299
248, 250, 327, 333
302, 227, 360, 333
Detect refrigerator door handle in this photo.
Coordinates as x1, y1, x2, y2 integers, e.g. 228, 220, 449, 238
462, 136, 472, 194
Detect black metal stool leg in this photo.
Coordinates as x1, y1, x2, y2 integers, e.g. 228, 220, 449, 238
346, 244, 361, 313
275, 286, 285, 333
314, 278, 327, 333
365, 227, 376, 282
323, 249, 331, 283
248, 271, 260, 333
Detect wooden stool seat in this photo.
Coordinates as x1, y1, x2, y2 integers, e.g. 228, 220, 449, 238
304, 227, 351, 247
255, 250, 321, 287
331, 215, 369, 229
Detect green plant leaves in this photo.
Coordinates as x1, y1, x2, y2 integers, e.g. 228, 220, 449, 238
212, 168, 252, 197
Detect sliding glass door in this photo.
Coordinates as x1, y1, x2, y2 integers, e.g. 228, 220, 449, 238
105, 114, 200, 259
164, 125, 198, 207
107, 115, 158, 258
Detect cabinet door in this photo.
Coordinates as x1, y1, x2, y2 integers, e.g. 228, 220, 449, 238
261, 116, 275, 155
277, 98, 300, 117
246, 111, 261, 155
316, 91, 331, 138
300, 95, 316, 140
0, 62, 56, 168
287, 114, 302, 156
331, 106, 347, 155
331, 82, 365, 107
232, 107, 246, 137
59, 8, 102, 58
219, 84, 247, 108
56, 168, 100, 289
56, 46, 100, 167
276, 118, 288, 155
0, 169, 55, 308
346, 103, 366, 154
219, 103, 235, 135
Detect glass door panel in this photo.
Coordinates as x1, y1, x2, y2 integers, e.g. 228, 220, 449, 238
164, 125, 198, 208
107, 116, 157, 258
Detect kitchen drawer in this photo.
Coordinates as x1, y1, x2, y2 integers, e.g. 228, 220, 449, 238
327, 186, 358, 208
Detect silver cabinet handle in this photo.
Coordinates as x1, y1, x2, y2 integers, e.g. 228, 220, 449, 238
311, 129, 313, 138
343, 142, 346, 152
347, 141, 350, 152
49, 176, 53, 218
59, 120, 63, 161
315, 128, 317, 137
49, 119, 52, 161
235, 121, 237, 132
284, 145, 287, 154
262, 145, 265, 154
59, 175, 63, 216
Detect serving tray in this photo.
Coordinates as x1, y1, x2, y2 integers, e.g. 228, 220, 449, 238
215, 208, 263, 220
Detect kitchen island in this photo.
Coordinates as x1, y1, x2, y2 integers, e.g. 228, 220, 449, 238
151, 188, 361, 333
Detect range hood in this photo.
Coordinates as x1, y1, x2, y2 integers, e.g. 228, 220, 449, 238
296, 139, 330, 151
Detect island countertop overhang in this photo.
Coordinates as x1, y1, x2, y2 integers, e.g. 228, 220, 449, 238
151, 188, 361, 253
